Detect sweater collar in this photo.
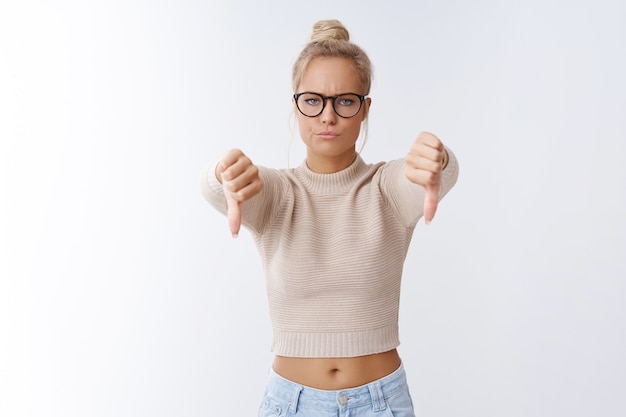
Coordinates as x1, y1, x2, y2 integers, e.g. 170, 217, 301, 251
295, 154, 369, 193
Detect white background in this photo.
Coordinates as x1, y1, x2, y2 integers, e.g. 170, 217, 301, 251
1, 1, 625, 416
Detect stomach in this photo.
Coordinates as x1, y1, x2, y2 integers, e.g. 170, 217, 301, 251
272, 349, 402, 390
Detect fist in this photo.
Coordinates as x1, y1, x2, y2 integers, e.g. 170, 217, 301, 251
404, 132, 446, 224
216, 149, 264, 237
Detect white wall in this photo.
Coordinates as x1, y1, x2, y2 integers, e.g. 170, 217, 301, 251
1, 1, 625, 416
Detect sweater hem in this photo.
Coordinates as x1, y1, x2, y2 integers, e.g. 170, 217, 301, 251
270, 323, 400, 358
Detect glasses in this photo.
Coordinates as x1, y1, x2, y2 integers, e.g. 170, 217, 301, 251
293, 92, 367, 118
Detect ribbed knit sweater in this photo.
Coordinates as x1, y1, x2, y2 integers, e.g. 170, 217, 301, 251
201, 151, 459, 358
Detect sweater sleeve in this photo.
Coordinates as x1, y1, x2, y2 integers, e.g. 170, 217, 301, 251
200, 161, 289, 235
378, 147, 459, 227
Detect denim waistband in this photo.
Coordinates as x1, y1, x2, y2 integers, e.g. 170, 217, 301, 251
265, 363, 408, 412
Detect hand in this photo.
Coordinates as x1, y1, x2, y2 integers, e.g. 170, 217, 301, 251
216, 149, 264, 238
404, 132, 446, 224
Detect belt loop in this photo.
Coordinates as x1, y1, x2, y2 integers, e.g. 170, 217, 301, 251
289, 385, 302, 414
368, 381, 386, 412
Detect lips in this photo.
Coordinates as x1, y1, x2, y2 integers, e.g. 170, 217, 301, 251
317, 131, 339, 139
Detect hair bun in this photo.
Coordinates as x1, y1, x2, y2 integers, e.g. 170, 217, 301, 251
310, 19, 350, 43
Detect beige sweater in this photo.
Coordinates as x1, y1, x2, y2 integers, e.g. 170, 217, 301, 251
201, 151, 459, 358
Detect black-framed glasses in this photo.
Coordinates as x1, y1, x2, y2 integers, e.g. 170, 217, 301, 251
293, 92, 367, 118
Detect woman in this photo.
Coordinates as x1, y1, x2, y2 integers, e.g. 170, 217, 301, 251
201, 19, 459, 417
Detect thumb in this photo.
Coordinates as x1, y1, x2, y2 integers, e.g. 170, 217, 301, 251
423, 182, 440, 225
223, 182, 241, 238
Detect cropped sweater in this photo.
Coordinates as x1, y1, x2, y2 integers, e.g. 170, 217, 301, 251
201, 151, 459, 358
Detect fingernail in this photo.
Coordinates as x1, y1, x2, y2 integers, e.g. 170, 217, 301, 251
232, 233, 238, 238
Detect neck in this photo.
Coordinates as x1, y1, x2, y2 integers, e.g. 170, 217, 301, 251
306, 151, 358, 174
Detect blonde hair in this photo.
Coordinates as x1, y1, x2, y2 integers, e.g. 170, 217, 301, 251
292, 19, 373, 95
290, 19, 373, 155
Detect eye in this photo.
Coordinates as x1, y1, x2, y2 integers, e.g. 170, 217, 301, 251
336, 94, 359, 106
298, 93, 323, 107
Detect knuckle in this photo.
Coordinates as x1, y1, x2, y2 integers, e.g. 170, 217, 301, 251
417, 131, 432, 141
226, 148, 241, 160
223, 181, 234, 192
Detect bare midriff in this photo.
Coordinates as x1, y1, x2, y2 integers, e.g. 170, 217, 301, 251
272, 349, 402, 390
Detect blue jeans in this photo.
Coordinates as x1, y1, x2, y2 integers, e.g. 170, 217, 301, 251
258, 363, 415, 417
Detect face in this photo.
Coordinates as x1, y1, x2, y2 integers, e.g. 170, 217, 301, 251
295, 57, 371, 173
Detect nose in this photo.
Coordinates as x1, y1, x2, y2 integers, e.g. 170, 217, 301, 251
320, 98, 337, 124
